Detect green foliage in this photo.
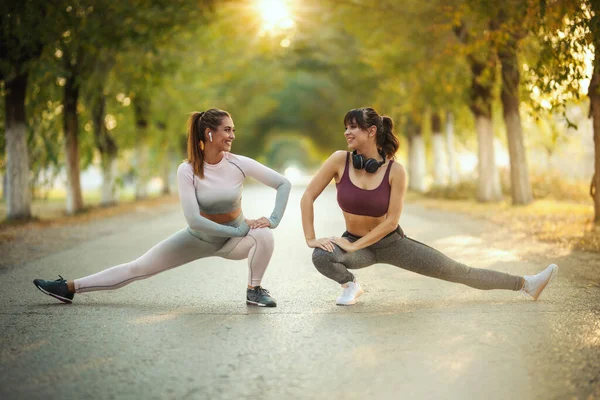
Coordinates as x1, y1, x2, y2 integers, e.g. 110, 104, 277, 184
1, 0, 596, 203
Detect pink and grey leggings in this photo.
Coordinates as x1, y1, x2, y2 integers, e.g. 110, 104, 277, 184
312, 227, 524, 291
74, 220, 273, 293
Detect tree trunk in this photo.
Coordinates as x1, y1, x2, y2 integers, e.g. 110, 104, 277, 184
431, 112, 446, 186
588, 2, 600, 222
412, 135, 426, 193
158, 121, 171, 195
133, 95, 151, 200
589, 56, 600, 221
161, 161, 171, 195
407, 116, 426, 193
468, 55, 502, 202
455, 21, 501, 202
498, 39, 533, 205
475, 115, 502, 202
63, 73, 84, 214
445, 111, 459, 186
91, 93, 118, 206
2, 174, 7, 201
4, 72, 32, 220
133, 146, 149, 199
100, 155, 117, 205
407, 138, 415, 188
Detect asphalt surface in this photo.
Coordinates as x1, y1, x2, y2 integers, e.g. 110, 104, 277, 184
1, 185, 599, 400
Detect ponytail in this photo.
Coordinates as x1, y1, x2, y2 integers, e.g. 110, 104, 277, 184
185, 108, 230, 179
186, 112, 206, 178
379, 115, 400, 159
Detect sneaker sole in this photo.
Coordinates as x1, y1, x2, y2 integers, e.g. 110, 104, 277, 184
532, 264, 558, 301
33, 282, 73, 304
336, 288, 365, 306
246, 300, 277, 308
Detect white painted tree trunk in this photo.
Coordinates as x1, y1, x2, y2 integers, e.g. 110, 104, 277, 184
410, 135, 427, 193
100, 154, 118, 206
445, 112, 459, 186
407, 140, 414, 188
432, 132, 447, 186
63, 76, 84, 215
161, 151, 177, 195
134, 144, 149, 199
5, 74, 32, 220
6, 120, 31, 219
161, 160, 171, 195
475, 115, 502, 201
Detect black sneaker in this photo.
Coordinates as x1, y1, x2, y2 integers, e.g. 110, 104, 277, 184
33, 275, 74, 304
246, 286, 277, 307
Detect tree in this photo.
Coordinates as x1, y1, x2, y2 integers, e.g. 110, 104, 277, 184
454, 18, 503, 202
85, 51, 118, 205
530, 0, 597, 219
431, 112, 447, 186
445, 111, 460, 186
486, 1, 534, 205
587, 0, 600, 221
0, 0, 50, 220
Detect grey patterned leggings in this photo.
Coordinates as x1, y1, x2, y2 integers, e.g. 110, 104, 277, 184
312, 227, 524, 291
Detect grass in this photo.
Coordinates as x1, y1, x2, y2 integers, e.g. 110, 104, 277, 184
406, 191, 600, 253
0, 189, 178, 229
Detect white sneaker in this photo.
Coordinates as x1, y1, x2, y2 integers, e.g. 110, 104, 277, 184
336, 280, 364, 306
521, 264, 558, 300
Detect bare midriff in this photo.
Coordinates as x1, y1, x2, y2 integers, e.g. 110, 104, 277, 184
342, 211, 386, 237
200, 207, 242, 224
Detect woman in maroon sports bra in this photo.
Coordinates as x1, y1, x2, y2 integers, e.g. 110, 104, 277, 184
300, 107, 557, 305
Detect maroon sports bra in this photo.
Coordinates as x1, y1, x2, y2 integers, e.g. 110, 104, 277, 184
336, 152, 394, 217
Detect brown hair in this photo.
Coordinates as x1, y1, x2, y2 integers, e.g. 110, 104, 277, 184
343, 107, 400, 159
186, 108, 230, 178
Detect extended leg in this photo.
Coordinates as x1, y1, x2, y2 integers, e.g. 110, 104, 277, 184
74, 229, 221, 293
376, 236, 524, 291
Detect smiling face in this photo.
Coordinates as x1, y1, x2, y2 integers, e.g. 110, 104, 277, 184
344, 118, 375, 151
206, 116, 235, 152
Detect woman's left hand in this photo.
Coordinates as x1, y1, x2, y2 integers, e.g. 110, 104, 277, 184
245, 217, 271, 229
332, 237, 357, 253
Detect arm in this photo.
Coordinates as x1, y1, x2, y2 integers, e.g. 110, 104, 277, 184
300, 151, 347, 251
236, 155, 291, 228
177, 163, 249, 237
335, 163, 407, 251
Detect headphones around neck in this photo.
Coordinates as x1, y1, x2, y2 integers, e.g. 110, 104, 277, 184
351, 149, 386, 173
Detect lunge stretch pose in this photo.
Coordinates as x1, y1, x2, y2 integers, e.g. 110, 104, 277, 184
34, 108, 291, 307
300, 107, 557, 305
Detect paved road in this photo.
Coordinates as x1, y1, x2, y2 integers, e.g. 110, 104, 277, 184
1, 185, 599, 399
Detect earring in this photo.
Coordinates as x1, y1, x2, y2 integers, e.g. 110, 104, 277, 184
208, 132, 213, 142
199, 141, 205, 151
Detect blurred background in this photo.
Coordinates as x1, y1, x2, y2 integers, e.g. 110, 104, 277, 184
0, 0, 597, 222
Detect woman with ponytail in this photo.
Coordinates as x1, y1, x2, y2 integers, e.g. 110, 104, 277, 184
300, 107, 557, 305
34, 108, 291, 307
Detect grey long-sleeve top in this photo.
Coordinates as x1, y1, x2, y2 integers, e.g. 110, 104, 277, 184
176, 152, 291, 238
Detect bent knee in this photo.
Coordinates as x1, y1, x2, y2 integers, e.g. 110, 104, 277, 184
248, 227, 274, 247
312, 248, 335, 268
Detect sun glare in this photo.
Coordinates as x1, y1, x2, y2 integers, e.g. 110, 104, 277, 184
255, 0, 295, 33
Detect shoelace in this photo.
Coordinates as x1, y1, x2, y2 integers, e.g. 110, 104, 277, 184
56, 275, 67, 283
253, 286, 270, 296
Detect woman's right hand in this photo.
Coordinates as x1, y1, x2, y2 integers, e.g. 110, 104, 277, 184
306, 237, 336, 252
